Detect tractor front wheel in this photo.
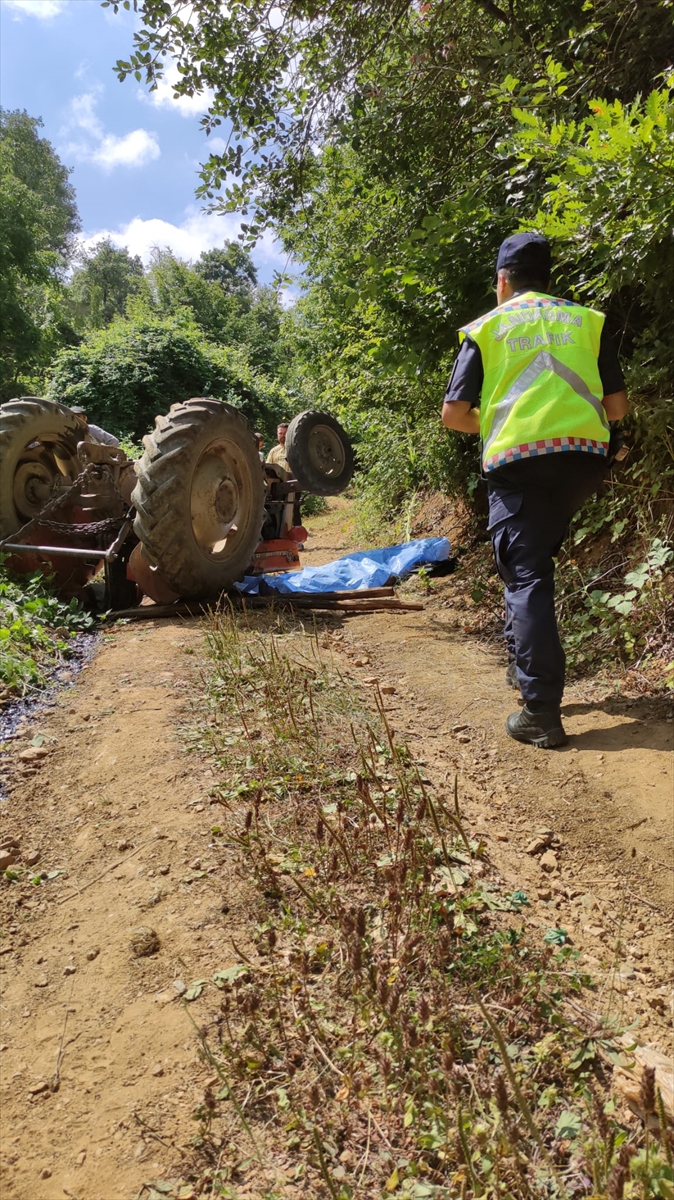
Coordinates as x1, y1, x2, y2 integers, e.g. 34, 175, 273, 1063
285, 410, 354, 495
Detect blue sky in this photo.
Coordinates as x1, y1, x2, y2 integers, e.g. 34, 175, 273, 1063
0, 0, 289, 286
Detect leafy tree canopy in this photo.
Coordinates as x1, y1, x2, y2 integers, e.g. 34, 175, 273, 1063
49, 242, 289, 439
130, 247, 290, 378
0, 108, 80, 399
108, 0, 673, 234
69, 238, 144, 330
47, 311, 282, 439
1, 108, 79, 261
194, 242, 257, 293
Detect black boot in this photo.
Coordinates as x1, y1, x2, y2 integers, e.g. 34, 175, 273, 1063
506, 703, 567, 749
505, 654, 519, 690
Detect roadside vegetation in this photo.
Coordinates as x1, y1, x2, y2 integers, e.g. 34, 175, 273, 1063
150, 608, 672, 1199
2, 1, 673, 692
0, 560, 94, 702
107, 0, 673, 688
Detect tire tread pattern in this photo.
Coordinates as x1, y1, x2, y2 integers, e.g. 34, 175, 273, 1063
285, 410, 354, 496
132, 398, 264, 598
0, 397, 82, 537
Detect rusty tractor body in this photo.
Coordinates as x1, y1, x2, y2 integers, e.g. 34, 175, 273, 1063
0, 397, 353, 608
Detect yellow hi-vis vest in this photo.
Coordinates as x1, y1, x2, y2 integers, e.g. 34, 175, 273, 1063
459, 292, 610, 473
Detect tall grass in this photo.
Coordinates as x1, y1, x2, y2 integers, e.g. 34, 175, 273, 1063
168, 608, 672, 1198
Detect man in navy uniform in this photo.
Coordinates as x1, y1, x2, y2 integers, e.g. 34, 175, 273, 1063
442, 233, 628, 747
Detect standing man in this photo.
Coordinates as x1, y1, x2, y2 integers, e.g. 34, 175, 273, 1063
70, 405, 120, 448
442, 233, 627, 748
266, 422, 291, 474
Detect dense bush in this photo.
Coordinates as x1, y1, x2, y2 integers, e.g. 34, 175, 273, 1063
0, 562, 94, 700
47, 312, 283, 439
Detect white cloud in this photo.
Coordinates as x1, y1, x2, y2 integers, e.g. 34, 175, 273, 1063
60, 89, 159, 171
81, 208, 287, 271
69, 90, 103, 139
279, 288, 300, 309
91, 129, 160, 171
5, 0, 66, 18
205, 136, 228, 155
138, 63, 214, 118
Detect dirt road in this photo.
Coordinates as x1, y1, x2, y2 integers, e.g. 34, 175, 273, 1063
0, 498, 672, 1199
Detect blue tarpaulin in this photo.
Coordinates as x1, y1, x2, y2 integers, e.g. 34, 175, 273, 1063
236, 537, 451, 595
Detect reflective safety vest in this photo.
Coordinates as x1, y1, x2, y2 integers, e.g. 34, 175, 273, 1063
459, 291, 610, 473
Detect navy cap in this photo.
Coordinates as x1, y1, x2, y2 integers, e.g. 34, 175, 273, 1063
494, 232, 551, 284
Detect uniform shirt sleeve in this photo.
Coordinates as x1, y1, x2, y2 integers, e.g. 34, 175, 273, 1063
443, 337, 483, 408
597, 326, 626, 395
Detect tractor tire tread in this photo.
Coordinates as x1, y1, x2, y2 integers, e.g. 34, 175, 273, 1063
285, 409, 354, 496
132, 398, 264, 598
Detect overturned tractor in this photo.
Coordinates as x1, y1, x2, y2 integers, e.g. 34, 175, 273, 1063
0, 396, 354, 607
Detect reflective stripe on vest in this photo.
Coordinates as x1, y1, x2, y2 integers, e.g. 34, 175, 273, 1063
458, 293, 609, 472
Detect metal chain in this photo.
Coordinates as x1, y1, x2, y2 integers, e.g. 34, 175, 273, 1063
34, 516, 123, 535
0, 461, 133, 548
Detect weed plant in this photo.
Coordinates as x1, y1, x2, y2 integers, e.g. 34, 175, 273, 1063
301, 494, 330, 518
164, 608, 672, 1200
0, 560, 94, 700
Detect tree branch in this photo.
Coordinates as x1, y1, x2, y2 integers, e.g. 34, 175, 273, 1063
472, 0, 512, 26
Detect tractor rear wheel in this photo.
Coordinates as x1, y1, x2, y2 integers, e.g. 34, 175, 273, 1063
285, 410, 354, 495
132, 398, 265, 599
0, 397, 82, 539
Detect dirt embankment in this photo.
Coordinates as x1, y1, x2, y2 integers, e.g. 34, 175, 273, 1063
0, 497, 672, 1199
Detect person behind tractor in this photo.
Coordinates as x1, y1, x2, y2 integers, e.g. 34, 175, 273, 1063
254, 431, 265, 462
265, 420, 305, 545
266, 422, 291, 474
442, 232, 628, 749
70, 405, 120, 449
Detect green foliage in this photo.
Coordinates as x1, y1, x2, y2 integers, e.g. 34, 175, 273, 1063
299, 493, 329, 517
557, 497, 674, 680
69, 238, 144, 330
194, 242, 257, 293
0, 108, 80, 399
0, 560, 94, 700
0, 108, 79, 258
109, 0, 673, 233
137, 247, 289, 379
46, 237, 291, 440
505, 73, 674, 497
46, 311, 282, 439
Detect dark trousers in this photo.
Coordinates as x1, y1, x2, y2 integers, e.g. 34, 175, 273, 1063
487, 453, 606, 707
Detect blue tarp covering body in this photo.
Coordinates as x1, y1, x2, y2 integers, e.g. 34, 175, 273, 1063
236, 537, 451, 595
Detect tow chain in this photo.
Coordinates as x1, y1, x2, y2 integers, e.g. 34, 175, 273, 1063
0, 463, 133, 549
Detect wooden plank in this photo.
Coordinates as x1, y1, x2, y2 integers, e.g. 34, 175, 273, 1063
110, 603, 204, 621
335, 602, 424, 613
109, 586, 418, 620
241, 586, 395, 603
335, 598, 422, 609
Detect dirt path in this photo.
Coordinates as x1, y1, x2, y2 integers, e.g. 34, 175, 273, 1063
0, 622, 238, 1199
0, 497, 672, 1199
302, 498, 673, 893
